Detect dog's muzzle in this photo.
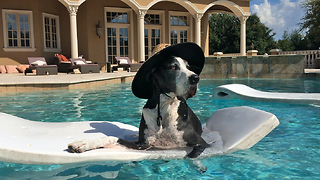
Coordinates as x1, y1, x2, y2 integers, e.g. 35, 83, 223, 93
187, 74, 199, 98
189, 74, 199, 85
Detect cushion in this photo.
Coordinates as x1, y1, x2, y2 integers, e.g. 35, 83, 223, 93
5, 65, 19, 74
119, 59, 128, 64
16, 65, 29, 73
74, 60, 86, 65
55, 54, 70, 62
0, 66, 6, 74
31, 60, 47, 66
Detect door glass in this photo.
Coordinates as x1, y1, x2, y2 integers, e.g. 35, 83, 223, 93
144, 29, 149, 60
145, 28, 161, 59
107, 27, 117, 64
170, 30, 177, 45
180, 30, 187, 43
119, 28, 128, 57
151, 29, 160, 53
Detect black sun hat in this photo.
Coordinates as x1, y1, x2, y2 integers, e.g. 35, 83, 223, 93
131, 42, 205, 99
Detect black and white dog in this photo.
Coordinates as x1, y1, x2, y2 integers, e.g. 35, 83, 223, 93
68, 43, 209, 158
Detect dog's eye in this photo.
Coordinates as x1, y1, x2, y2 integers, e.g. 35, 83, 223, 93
167, 64, 177, 70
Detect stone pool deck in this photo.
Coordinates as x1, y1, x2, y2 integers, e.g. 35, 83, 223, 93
0, 69, 319, 95
0, 71, 136, 94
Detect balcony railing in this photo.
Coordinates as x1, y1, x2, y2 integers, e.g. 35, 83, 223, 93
279, 50, 320, 69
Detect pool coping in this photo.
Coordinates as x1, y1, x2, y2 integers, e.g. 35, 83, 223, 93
0, 69, 319, 94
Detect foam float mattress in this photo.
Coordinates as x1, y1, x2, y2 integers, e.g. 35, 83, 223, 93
213, 84, 320, 104
0, 106, 279, 165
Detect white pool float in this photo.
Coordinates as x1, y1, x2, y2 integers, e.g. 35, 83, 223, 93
0, 106, 279, 165
213, 84, 320, 104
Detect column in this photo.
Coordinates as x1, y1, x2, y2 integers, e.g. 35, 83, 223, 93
240, 15, 249, 56
194, 13, 203, 46
68, 5, 79, 58
201, 13, 209, 56
138, 10, 147, 62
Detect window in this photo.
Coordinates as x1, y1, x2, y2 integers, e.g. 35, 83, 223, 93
144, 14, 160, 25
170, 15, 188, 26
2, 9, 35, 51
43, 13, 61, 52
169, 12, 190, 45
106, 12, 128, 23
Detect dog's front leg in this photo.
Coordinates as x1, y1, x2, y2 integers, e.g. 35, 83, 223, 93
68, 136, 119, 153
187, 144, 210, 158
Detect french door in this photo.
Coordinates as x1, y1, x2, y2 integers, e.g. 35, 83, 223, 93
144, 27, 161, 60
106, 26, 129, 64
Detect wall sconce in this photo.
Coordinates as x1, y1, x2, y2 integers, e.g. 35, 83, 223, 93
96, 21, 103, 39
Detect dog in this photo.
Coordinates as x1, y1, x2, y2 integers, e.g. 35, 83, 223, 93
68, 43, 209, 158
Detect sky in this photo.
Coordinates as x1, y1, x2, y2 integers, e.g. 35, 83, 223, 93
250, 0, 305, 40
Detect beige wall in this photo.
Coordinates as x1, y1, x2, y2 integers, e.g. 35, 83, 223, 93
0, 0, 67, 65
78, 0, 130, 64
0, 0, 250, 66
134, 0, 249, 13
81, 0, 191, 63
78, 0, 250, 62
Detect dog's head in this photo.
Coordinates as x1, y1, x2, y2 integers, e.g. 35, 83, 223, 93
151, 56, 199, 100
132, 43, 204, 100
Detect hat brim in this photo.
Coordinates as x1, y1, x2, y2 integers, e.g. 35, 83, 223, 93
132, 42, 205, 99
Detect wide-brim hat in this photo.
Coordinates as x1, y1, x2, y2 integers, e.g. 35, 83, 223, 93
132, 42, 205, 99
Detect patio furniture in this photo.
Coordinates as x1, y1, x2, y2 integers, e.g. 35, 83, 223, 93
94, 62, 111, 72
69, 58, 100, 74
113, 57, 143, 72
53, 55, 72, 73
25, 57, 58, 75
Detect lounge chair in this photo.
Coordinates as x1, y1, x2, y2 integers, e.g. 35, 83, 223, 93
113, 57, 143, 72
25, 57, 58, 75
53, 54, 72, 73
69, 58, 100, 74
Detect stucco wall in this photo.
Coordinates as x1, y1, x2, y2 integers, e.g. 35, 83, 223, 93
0, 0, 66, 65
201, 55, 305, 78
78, 0, 130, 64
0, 0, 250, 66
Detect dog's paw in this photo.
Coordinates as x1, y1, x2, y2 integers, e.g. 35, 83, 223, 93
68, 139, 93, 153
68, 137, 119, 153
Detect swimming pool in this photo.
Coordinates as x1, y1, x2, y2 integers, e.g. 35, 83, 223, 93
0, 78, 319, 179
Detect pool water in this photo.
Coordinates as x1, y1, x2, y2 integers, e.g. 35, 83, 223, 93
0, 78, 319, 179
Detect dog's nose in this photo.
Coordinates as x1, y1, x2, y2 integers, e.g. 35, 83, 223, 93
189, 74, 199, 84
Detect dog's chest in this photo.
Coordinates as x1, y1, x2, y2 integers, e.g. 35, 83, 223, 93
142, 98, 187, 148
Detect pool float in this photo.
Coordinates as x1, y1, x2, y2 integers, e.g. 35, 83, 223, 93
0, 106, 279, 165
213, 84, 320, 104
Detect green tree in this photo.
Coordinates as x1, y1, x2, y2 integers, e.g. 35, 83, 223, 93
278, 30, 311, 51
246, 14, 275, 54
278, 31, 295, 51
209, 13, 240, 54
209, 13, 275, 55
300, 0, 320, 49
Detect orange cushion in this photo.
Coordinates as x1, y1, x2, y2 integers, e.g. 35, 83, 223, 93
0, 66, 6, 74
55, 54, 70, 62
16, 65, 29, 73
5, 65, 19, 74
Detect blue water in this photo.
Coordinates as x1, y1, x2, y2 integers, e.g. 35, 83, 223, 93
0, 78, 320, 179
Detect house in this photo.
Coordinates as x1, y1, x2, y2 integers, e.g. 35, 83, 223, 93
0, 0, 251, 69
